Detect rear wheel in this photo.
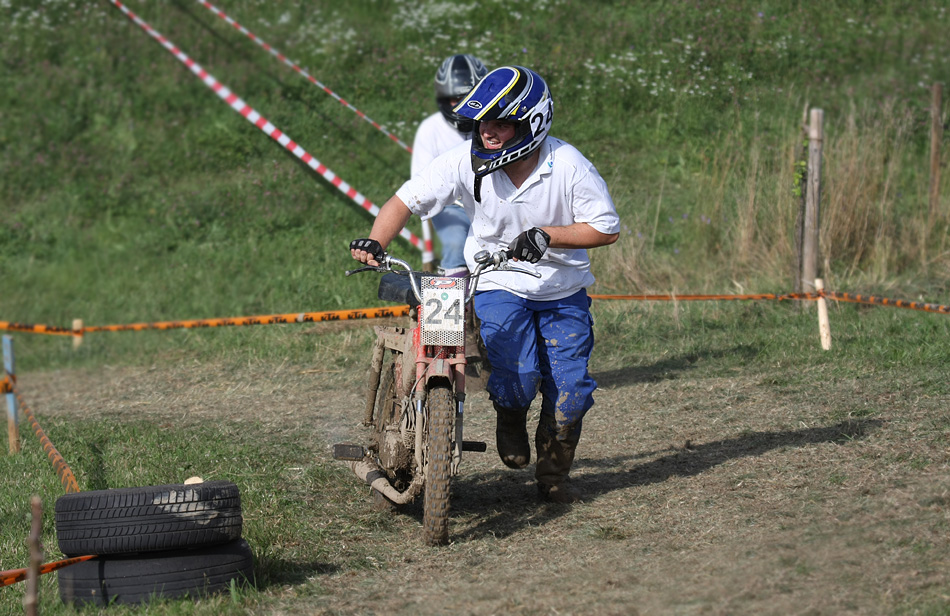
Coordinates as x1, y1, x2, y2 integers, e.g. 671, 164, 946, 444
371, 488, 399, 513
423, 381, 454, 546
372, 355, 413, 495
374, 357, 400, 434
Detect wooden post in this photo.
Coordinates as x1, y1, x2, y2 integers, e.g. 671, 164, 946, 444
4, 335, 19, 455
793, 103, 809, 295
72, 318, 84, 350
815, 278, 832, 351
24, 496, 42, 616
930, 83, 943, 227
801, 109, 824, 294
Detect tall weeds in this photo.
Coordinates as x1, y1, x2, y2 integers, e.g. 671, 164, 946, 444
596, 96, 947, 296
822, 100, 913, 285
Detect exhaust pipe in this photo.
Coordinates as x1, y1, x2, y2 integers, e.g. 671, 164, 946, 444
346, 460, 422, 505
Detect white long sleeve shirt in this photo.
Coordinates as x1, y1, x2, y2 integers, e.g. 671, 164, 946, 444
396, 137, 621, 301
410, 112, 468, 177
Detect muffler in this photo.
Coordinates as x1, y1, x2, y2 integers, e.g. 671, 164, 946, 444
345, 460, 422, 505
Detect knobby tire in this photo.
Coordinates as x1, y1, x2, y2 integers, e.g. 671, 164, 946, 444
423, 381, 453, 546
371, 358, 398, 512
375, 357, 399, 434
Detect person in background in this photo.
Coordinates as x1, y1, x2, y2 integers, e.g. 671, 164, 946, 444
351, 66, 620, 503
412, 53, 488, 276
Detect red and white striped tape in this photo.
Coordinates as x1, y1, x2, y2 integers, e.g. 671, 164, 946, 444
197, 1, 413, 154
108, 0, 431, 260
195, 1, 435, 263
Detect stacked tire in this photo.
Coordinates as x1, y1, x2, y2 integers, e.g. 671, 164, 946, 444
54, 480, 254, 607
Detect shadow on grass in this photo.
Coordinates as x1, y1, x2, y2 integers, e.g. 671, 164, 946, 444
592, 344, 762, 388
85, 440, 108, 491
577, 418, 881, 496
252, 558, 340, 588
449, 418, 880, 542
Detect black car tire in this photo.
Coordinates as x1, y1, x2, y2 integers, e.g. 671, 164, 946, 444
55, 480, 242, 556
57, 538, 254, 606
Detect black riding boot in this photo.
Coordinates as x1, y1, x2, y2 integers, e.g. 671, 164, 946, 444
494, 402, 530, 469
535, 414, 582, 503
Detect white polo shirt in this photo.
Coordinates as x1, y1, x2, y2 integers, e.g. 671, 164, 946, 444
396, 136, 621, 301
410, 112, 468, 177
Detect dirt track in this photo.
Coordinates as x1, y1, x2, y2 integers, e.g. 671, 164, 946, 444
18, 357, 950, 615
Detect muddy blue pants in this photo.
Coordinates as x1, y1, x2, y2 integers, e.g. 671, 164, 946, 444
473, 289, 596, 438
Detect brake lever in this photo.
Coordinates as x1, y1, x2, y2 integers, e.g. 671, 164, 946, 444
504, 266, 542, 278
345, 265, 389, 277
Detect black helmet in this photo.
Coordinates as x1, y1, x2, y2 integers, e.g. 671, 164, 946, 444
434, 54, 488, 133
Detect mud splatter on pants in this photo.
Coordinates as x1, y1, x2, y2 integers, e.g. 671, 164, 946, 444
473, 288, 596, 439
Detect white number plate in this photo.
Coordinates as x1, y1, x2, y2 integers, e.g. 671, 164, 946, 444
421, 277, 465, 345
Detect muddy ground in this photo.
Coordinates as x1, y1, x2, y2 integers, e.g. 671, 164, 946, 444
18, 349, 950, 615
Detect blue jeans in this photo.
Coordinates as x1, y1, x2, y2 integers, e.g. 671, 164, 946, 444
473, 289, 597, 436
431, 204, 470, 270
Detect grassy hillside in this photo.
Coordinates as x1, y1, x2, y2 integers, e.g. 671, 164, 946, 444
1, 0, 949, 370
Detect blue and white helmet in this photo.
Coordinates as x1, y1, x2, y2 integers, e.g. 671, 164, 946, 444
454, 66, 553, 180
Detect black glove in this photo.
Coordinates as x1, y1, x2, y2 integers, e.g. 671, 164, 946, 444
508, 227, 551, 263
349, 238, 385, 262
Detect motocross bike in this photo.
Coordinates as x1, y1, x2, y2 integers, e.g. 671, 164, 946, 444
334, 249, 538, 545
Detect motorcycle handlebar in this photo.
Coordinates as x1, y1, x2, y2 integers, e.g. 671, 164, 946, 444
346, 248, 539, 304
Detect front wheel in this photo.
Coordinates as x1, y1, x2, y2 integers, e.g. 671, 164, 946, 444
422, 380, 454, 546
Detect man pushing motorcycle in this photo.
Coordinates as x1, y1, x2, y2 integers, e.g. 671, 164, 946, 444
350, 65, 620, 503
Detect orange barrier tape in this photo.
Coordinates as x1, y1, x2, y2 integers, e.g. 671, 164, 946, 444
9, 380, 81, 494
589, 292, 820, 302
0, 322, 72, 336
591, 290, 950, 314
3, 289, 948, 339
1, 555, 96, 587
825, 291, 950, 314
0, 306, 411, 336
83, 306, 412, 333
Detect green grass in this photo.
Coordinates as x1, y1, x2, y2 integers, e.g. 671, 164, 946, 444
0, 411, 396, 614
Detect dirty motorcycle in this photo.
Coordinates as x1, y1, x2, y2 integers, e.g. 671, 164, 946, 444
334, 249, 538, 545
